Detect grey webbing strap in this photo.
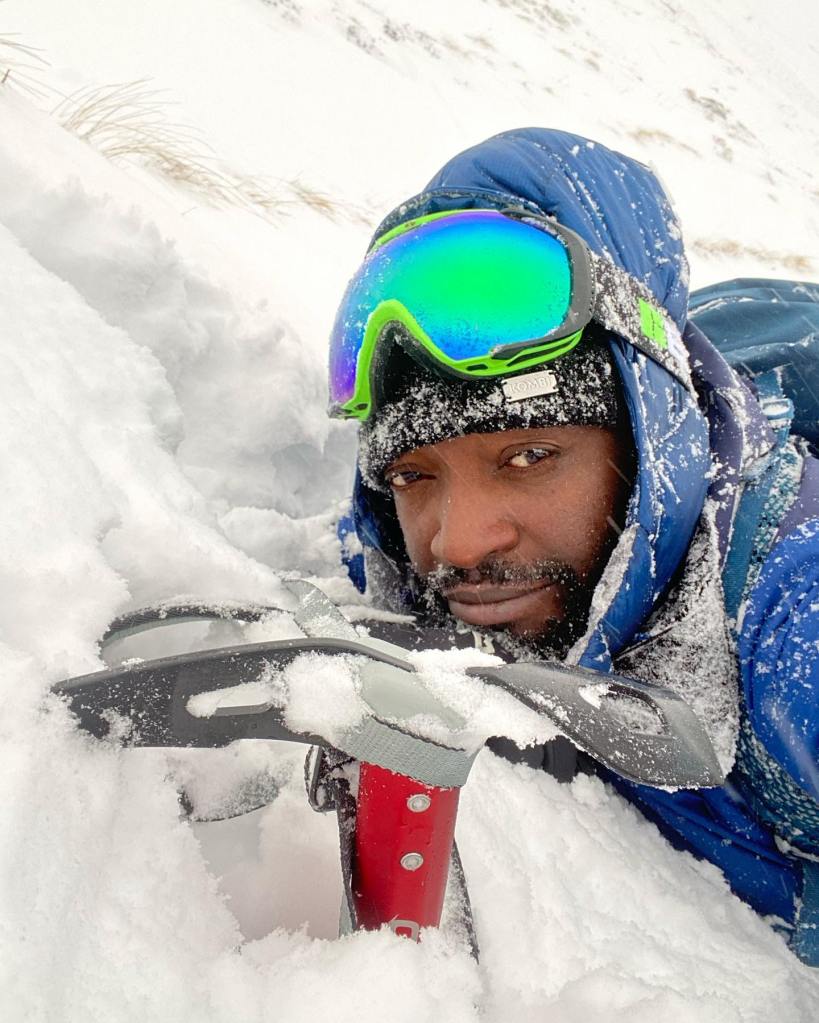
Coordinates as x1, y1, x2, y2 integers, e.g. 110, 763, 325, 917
345, 658, 475, 786
590, 251, 691, 389
286, 578, 363, 643
340, 716, 476, 789
287, 580, 476, 787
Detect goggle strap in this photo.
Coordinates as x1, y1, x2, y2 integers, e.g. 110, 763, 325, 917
589, 252, 691, 388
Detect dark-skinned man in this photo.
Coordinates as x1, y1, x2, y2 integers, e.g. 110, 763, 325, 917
328, 128, 819, 966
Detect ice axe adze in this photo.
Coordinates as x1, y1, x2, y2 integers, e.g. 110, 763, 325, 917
53, 581, 723, 952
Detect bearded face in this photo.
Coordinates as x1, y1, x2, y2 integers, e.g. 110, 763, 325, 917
385, 425, 634, 657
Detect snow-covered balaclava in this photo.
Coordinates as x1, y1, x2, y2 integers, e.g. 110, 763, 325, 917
358, 327, 624, 490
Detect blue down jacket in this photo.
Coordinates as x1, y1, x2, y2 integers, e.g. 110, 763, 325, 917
345, 128, 819, 951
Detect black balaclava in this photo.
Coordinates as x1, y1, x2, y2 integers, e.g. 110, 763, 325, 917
358, 326, 624, 491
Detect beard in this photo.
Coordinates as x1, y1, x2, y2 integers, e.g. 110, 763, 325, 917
411, 556, 597, 661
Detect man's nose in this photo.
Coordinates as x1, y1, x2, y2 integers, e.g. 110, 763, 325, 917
428, 479, 519, 569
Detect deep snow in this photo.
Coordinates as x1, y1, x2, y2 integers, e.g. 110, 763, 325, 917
1, 1, 818, 1020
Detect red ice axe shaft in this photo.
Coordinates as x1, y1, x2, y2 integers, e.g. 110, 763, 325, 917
352, 762, 460, 938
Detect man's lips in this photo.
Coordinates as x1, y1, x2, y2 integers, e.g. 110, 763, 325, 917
443, 580, 555, 627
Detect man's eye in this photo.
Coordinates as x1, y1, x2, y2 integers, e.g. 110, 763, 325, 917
386, 469, 423, 490
506, 447, 551, 468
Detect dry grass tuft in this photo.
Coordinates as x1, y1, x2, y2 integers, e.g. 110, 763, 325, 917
692, 237, 814, 274
287, 178, 342, 220
53, 79, 348, 222
628, 128, 698, 156
53, 80, 287, 215
0, 33, 50, 99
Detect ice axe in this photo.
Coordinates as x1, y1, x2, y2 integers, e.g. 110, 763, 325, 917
53, 580, 724, 952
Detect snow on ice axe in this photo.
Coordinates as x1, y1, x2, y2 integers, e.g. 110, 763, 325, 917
53, 581, 723, 950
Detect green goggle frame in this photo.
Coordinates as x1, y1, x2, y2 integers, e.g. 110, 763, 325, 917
328, 208, 689, 422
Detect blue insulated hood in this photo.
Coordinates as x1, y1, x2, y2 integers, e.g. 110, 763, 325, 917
376, 128, 690, 329
349, 128, 712, 667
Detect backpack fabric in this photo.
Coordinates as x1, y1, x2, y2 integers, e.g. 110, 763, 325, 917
612, 287, 819, 963
693, 286, 819, 964
689, 278, 819, 452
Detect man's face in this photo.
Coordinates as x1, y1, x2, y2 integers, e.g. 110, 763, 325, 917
385, 424, 633, 655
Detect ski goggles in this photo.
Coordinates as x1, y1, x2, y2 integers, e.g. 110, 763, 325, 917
328, 208, 689, 421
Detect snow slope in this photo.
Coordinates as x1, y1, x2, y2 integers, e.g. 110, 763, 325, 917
1, 1, 818, 1020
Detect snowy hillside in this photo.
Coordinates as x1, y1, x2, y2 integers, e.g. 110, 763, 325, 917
1, 1, 818, 1020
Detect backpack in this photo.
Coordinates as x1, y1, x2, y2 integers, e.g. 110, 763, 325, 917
690, 277, 819, 966
689, 277, 819, 453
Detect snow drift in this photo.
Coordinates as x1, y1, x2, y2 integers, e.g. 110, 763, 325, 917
1, 0, 818, 1019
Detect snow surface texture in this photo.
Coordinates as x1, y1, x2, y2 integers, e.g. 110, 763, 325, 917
1, 1, 819, 1020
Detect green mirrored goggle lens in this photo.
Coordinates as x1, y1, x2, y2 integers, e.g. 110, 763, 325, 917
328, 210, 580, 418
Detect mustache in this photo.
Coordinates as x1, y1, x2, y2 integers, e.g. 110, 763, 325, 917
422, 558, 581, 594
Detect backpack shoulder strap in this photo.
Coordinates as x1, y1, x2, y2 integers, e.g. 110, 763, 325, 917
722, 370, 800, 623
